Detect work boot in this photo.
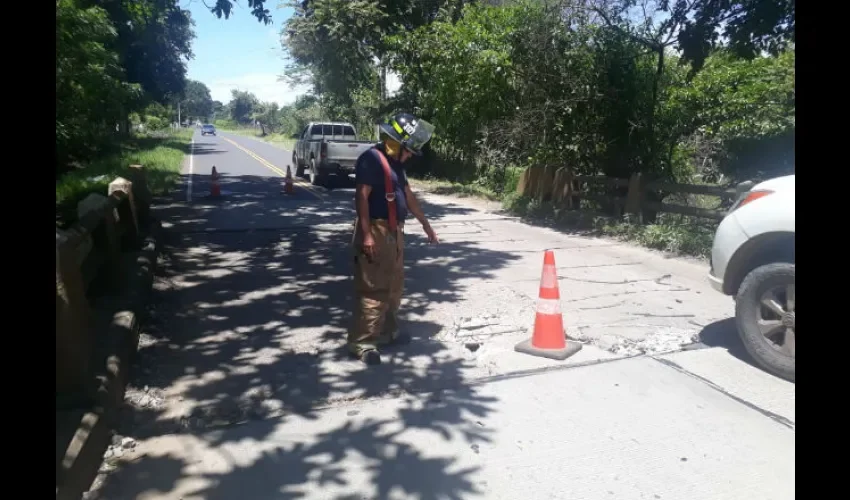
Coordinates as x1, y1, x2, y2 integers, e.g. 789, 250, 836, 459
359, 349, 382, 366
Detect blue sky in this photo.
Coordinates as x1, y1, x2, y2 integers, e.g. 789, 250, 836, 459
183, 0, 310, 106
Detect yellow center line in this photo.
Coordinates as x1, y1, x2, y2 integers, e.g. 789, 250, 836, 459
220, 136, 325, 200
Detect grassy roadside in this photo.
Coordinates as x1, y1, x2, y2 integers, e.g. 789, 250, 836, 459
219, 126, 296, 151
56, 128, 193, 227
412, 176, 717, 259
408, 175, 503, 202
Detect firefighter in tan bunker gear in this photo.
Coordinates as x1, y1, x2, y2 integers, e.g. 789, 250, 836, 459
348, 113, 438, 365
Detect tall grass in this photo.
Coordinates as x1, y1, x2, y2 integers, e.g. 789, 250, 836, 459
56, 128, 192, 225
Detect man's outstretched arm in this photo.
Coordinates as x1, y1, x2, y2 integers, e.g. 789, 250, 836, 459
404, 184, 438, 243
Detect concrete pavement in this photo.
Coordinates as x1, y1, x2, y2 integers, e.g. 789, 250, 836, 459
86, 129, 795, 499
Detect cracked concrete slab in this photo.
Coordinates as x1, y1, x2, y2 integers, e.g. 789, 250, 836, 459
657, 348, 796, 426
94, 356, 794, 500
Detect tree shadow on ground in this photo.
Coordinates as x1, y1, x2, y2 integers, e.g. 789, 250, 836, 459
91, 173, 516, 499
159, 173, 484, 232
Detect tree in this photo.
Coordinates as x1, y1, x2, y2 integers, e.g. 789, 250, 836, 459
182, 80, 215, 121
667, 48, 795, 181
229, 89, 260, 124
281, 0, 470, 111
56, 0, 142, 171
209, 0, 273, 24
676, 0, 795, 73
80, 0, 195, 103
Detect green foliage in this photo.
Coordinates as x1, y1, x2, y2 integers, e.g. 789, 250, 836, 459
229, 89, 260, 124
599, 214, 716, 258
273, 0, 793, 257
182, 80, 215, 122
276, 94, 327, 137
56, 0, 142, 173
667, 48, 795, 181
56, 128, 193, 227
57, 0, 198, 175
210, 0, 272, 24
83, 0, 195, 103
676, 0, 795, 73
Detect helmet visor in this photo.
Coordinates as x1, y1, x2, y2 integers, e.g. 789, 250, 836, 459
398, 118, 435, 155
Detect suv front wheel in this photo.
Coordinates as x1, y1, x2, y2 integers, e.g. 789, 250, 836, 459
734, 262, 795, 382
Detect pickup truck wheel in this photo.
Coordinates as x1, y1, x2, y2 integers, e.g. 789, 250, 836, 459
734, 262, 795, 382
309, 158, 326, 187
294, 153, 304, 177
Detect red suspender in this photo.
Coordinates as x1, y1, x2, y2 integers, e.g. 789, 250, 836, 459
372, 149, 398, 233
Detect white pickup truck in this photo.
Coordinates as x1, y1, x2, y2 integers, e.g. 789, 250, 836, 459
291, 121, 375, 187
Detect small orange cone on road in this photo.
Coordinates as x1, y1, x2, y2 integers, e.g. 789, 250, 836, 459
514, 250, 583, 360
210, 165, 221, 197
283, 165, 294, 194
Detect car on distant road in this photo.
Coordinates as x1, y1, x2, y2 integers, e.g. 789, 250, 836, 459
201, 124, 216, 136
292, 121, 375, 187
707, 174, 795, 381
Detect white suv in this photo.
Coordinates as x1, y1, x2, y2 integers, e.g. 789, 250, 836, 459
708, 174, 795, 381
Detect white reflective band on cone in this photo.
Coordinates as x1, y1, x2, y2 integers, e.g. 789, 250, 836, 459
536, 298, 562, 315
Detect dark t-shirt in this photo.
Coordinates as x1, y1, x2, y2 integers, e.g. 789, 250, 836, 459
354, 144, 408, 221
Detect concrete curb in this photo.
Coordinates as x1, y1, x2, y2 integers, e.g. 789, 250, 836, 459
56, 220, 162, 500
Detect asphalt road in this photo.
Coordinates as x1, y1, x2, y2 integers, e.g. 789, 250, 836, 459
88, 129, 795, 499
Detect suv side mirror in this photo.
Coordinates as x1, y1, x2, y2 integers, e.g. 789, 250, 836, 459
735, 181, 755, 195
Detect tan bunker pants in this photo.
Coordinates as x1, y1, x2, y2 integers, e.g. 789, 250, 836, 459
348, 219, 405, 356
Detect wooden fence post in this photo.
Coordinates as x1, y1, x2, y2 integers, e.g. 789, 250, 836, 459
552, 167, 575, 207
624, 172, 644, 222
524, 167, 542, 198
536, 166, 557, 201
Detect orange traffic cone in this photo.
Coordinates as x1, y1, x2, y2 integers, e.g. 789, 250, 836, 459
210, 165, 221, 197
283, 165, 294, 194
514, 250, 583, 360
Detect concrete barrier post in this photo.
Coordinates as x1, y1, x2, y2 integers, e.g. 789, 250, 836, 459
127, 164, 152, 228
109, 177, 139, 241
56, 230, 94, 407
78, 194, 121, 282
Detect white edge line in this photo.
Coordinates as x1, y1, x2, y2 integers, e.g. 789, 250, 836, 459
187, 137, 194, 202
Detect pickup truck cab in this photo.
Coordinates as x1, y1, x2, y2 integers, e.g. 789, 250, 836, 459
292, 122, 376, 187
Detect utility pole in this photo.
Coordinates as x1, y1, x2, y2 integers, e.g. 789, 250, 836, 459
177, 101, 182, 127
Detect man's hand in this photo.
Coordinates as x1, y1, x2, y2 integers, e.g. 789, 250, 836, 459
405, 184, 439, 244
362, 232, 378, 260
423, 223, 439, 244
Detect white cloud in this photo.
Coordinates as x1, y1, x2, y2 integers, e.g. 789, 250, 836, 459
209, 73, 310, 107
209, 69, 403, 105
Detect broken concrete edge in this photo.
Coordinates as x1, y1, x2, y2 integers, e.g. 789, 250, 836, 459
56, 219, 162, 500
